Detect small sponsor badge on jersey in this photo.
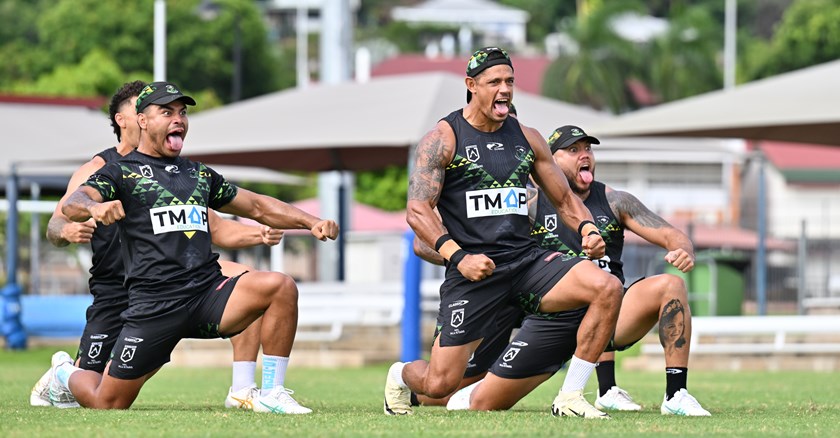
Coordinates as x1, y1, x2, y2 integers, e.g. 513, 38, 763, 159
464, 187, 528, 218
149, 205, 208, 235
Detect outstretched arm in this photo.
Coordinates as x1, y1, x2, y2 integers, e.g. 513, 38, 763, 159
208, 209, 284, 250
607, 188, 695, 272
524, 124, 604, 258
217, 189, 338, 241
46, 158, 105, 247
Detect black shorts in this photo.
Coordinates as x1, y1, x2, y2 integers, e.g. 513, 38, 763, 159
107, 273, 243, 380
76, 293, 128, 373
436, 247, 582, 348
434, 305, 525, 378
489, 307, 587, 379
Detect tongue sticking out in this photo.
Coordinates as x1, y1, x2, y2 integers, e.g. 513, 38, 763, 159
166, 134, 184, 152
493, 101, 509, 117
580, 169, 593, 184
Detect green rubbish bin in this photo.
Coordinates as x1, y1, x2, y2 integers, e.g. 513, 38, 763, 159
665, 251, 747, 316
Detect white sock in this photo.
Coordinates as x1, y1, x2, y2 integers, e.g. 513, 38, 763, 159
260, 355, 290, 396
231, 361, 257, 392
390, 362, 407, 388
55, 362, 81, 388
561, 355, 596, 393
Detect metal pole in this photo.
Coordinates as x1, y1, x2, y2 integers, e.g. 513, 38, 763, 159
29, 183, 40, 295
296, 6, 309, 89
232, 12, 242, 102
756, 151, 767, 316
798, 219, 807, 315
723, 0, 737, 89
154, 0, 167, 81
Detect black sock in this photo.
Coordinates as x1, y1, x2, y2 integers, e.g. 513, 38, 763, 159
410, 391, 420, 407
595, 361, 617, 397
665, 367, 688, 400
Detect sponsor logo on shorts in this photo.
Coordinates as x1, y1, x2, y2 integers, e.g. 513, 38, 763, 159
150, 205, 208, 235
451, 308, 465, 328
499, 347, 519, 368
448, 300, 469, 308
120, 345, 137, 363
89, 342, 103, 359
124, 336, 144, 343
139, 165, 154, 179
90, 333, 108, 340
511, 341, 528, 347
466, 145, 480, 162
544, 214, 557, 232
465, 188, 528, 218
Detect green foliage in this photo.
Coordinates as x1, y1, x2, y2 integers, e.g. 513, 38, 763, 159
378, 22, 461, 53
237, 177, 318, 204
542, 2, 644, 112
0, 0, 284, 102
355, 165, 407, 212
747, 0, 840, 80
499, 0, 576, 43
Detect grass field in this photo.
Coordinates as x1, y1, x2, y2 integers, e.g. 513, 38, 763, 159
1, 346, 837, 437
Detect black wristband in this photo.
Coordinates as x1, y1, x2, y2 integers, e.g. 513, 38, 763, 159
577, 220, 596, 235
435, 233, 453, 251
588, 230, 600, 236
449, 249, 468, 267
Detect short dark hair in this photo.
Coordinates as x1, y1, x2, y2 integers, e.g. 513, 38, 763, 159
108, 80, 147, 142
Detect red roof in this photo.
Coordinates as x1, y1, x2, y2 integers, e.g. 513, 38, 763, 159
371, 54, 551, 95
749, 140, 840, 170
625, 218, 793, 251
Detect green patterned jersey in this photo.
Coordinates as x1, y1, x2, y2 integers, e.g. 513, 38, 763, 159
438, 110, 537, 264
84, 150, 238, 303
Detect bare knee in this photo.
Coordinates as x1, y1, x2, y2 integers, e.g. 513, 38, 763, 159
424, 374, 460, 399
592, 274, 623, 307
269, 273, 298, 304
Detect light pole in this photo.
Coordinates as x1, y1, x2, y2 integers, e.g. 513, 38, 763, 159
197, 0, 243, 102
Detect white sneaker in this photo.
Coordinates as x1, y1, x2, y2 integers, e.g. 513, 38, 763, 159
594, 386, 642, 411
446, 379, 482, 411
30, 368, 52, 407
48, 351, 80, 409
224, 384, 260, 410
551, 390, 610, 419
383, 362, 411, 415
661, 389, 711, 416
253, 386, 312, 414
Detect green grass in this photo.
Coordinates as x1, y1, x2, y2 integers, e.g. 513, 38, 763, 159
1, 346, 837, 437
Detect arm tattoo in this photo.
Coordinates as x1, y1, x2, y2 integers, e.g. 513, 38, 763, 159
408, 130, 446, 203
659, 299, 687, 351
46, 217, 70, 247
608, 190, 670, 229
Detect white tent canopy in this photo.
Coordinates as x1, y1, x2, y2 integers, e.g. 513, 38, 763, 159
185, 72, 609, 171
591, 59, 840, 146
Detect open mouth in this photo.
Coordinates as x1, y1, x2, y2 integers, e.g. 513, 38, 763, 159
165, 130, 184, 151
493, 98, 509, 117
579, 163, 593, 184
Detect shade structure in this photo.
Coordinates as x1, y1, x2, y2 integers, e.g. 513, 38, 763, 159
590, 60, 840, 146
185, 72, 609, 172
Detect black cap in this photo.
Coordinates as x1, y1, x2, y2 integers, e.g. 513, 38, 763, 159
135, 81, 196, 113
547, 125, 601, 153
465, 47, 513, 103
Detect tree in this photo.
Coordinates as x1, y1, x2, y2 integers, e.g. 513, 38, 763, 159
355, 166, 408, 212
0, 0, 287, 102
747, 0, 840, 80
541, 1, 644, 113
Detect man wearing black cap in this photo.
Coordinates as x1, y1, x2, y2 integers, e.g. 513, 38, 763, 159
385, 48, 623, 419
50, 81, 339, 413
31, 81, 291, 412
445, 125, 710, 417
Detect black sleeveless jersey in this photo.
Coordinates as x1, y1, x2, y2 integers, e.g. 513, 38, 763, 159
531, 181, 626, 284
438, 110, 537, 264
88, 147, 126, 292
84, 150, 238, 302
